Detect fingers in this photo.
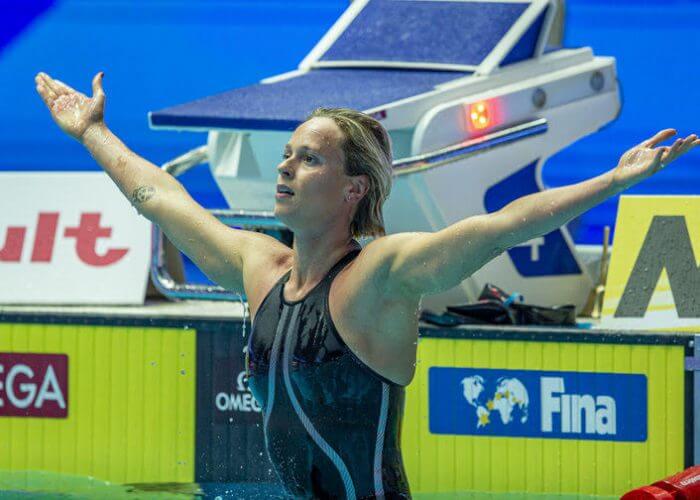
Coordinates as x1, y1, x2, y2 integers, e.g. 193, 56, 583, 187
642, 129, 676, 148
92, 71, 105, 97
682, 134, 697, 153
661, 138, 684, 163
659, 134, 697, 166
36, 71, 90, 101
673, 135, 696, 156
35, 77, 55, 101
35, 81, 55, 109
52, 78, 78, 95
90, 71, 106, 111
35, 72, 65, 97
652, 147, 666, 174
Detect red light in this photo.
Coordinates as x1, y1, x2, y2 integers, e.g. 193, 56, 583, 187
469, 101, 491, 130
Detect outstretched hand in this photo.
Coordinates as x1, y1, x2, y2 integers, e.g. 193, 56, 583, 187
35, 71, 106, 142
612, 129, 699, 191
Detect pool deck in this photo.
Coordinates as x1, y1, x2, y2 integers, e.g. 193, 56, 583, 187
0, 300, 694, 347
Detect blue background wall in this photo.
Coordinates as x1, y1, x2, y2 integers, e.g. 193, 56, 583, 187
2, 0, 699, 282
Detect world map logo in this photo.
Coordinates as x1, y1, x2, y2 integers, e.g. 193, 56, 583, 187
461, 375, 529, 428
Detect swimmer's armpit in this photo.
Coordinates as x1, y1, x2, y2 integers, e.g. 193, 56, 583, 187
131, 185, 156, 204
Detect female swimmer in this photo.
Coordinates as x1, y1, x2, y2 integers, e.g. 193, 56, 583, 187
35, 71, 698, 499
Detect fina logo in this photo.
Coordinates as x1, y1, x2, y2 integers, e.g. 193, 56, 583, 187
461, 376, 529, 429
541, 376, 616, 435
429, 367, 647, 442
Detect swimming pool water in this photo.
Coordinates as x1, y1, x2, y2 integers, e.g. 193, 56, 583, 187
0, 470, 620, 499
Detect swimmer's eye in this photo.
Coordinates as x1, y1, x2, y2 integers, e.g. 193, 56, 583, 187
280, 151, 317, 164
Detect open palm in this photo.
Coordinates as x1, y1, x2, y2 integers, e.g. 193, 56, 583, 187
35, 71, 106, 142
613, 129, 699, 190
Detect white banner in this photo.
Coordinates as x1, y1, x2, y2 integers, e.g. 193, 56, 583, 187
0, 172, 151, 305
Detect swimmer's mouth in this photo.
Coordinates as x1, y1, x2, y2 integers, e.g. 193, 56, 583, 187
276, 184, 295, 196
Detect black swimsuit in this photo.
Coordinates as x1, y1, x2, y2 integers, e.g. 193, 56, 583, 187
246, 247, 411, 499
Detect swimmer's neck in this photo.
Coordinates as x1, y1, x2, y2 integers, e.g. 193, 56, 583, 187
286, 229, 359, 292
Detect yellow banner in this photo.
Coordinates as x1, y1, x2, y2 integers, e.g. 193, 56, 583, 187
402, 337, 685, 497
0, 323, 196, 484
601, 195, 700, 332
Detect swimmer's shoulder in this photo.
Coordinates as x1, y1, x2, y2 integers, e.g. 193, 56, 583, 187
348, 233, 426, 300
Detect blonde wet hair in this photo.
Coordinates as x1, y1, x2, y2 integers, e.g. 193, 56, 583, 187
305, 107, 393, 238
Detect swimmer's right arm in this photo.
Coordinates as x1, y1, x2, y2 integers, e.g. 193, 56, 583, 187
34, 71, 290, 292
35, 71, 178, 215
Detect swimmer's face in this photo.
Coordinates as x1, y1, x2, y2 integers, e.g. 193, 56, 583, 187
274, 117, 366, 234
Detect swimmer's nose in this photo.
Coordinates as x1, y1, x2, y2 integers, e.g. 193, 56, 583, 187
277, 162, 293, 179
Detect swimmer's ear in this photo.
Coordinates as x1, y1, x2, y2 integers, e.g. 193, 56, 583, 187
346, 174, 369, 203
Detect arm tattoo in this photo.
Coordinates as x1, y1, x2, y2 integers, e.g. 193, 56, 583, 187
131, 185, 156, 204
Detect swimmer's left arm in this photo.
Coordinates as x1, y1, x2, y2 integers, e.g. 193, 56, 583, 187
494, 129, 698, 253
379, 129, 698, 298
